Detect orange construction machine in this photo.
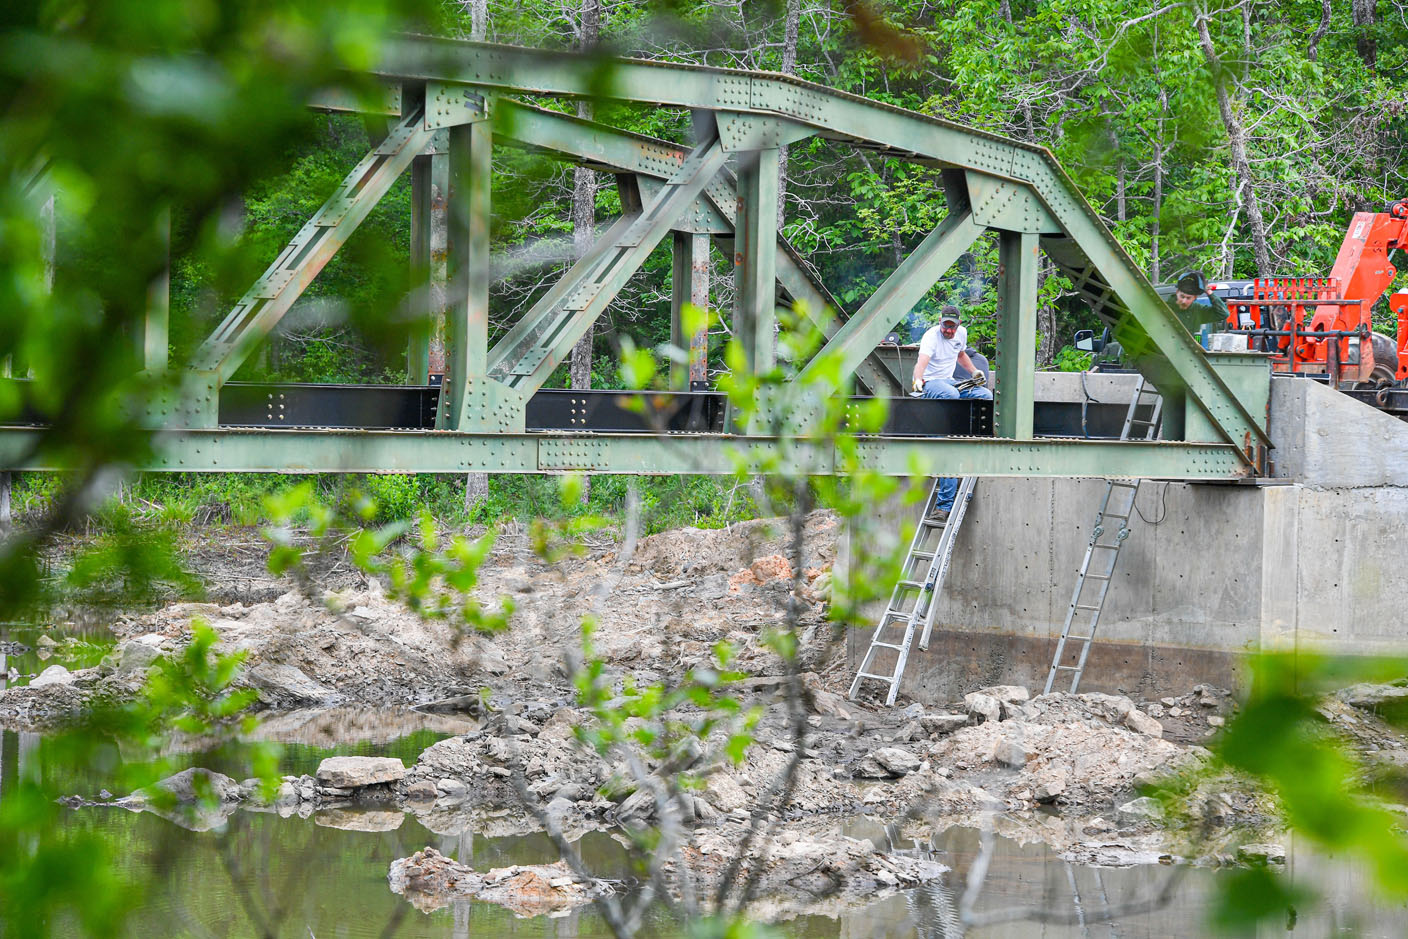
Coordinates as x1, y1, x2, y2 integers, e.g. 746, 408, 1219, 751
1206, 200, 1408, 387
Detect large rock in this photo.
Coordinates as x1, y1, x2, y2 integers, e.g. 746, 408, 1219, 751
963, 692, 1002, 724
1124, 709, 1164, 738
1116, 796, 1163, 822
113, 640, 164, 678
316, 756, 407, 789
30, 665, 74, 688
704, 773, 748, 813
993, 736, 1030, 768
244, 663, 342, 707
919, 712, 968, 737
975, 685, 1030, 705
1337, 683, 1408, 711
145, 767, 242, 804
871, 747, 921, 776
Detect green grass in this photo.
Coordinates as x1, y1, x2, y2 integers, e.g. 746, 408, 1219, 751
9, 470, 790, 536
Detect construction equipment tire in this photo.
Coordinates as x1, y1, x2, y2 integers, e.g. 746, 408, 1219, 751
1367, 332, 1400, 387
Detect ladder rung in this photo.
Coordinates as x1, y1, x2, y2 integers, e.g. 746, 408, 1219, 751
870, 641, 907, 651
1074, 603, 1103, 612
921, 518, 948, 528
1061, 635, 1093, 642
1053, 665, 1080, 671
856, 672, 897, 682
896, 579, 929, 589
911, 551, 935, 561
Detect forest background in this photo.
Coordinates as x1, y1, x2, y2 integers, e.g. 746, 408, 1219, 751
13, 0, 1408, 532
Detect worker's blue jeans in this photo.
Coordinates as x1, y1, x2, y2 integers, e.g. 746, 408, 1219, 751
922, 379, 993, 511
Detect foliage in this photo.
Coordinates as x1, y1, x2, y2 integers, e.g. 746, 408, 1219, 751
1152, 652, 1408, 932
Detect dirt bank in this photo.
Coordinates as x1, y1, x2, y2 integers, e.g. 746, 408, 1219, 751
15, 510, 1393, 885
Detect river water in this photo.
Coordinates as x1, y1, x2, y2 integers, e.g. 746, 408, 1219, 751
4, 635, 1408, 936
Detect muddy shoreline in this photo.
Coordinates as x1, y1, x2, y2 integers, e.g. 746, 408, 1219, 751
8, 511, 1400, 919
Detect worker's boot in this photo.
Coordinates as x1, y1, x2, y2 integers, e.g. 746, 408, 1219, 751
926, 505, 950, 524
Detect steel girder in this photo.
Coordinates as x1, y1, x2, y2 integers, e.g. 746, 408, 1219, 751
0, 427, 1250, 478
372, 37, 1270, 464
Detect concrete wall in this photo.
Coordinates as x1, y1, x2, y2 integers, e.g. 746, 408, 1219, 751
845, 373, 1408, 702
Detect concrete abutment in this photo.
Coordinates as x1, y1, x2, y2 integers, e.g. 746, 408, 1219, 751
844, 372, 1408, 701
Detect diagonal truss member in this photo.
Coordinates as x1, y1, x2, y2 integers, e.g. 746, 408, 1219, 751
488, 136, 729, 395
187, 106, 440, 417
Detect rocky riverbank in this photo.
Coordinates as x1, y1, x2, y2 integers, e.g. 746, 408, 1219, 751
14, 510, 1407, 919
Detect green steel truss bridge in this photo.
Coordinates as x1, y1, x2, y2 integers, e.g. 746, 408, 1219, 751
1, 37, 1271, 480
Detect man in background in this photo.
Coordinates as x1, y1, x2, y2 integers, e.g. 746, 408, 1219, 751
912, 306, 991, 522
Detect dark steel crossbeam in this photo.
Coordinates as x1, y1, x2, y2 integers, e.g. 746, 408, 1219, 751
209, 382, 1153, 438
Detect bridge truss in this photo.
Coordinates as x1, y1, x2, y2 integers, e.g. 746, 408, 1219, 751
0, 37, 1271, 479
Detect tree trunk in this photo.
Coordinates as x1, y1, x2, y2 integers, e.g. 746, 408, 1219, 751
467, 0, 487, 40
1196, 11, 1272, 277
568, 0, 601, 503
463, 0, 488, 511
1107, 121, 1126, 223
1352, 0, 1377, 69
1150, 135, 1164, 283
1307, 0, 1332, 61
1037, 258, 1056, 367
776, 0, 800, 229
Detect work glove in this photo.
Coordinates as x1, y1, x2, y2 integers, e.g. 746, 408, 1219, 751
972, 371, 986, 387
912, 377, 924, 394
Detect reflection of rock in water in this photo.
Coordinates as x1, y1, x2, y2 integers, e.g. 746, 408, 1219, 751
314, 807, 405, 832
387, 847, 613, 916
248, 706, 477, 747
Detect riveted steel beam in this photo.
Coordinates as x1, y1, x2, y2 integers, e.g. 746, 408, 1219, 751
437, 115, 513, 432
735, 148, 779, 375
996, 230, 1039, 439
799, 210, 985, 386
407, 130, 449, 384
0, 426, 1249, 479
371, 38, 1269, 459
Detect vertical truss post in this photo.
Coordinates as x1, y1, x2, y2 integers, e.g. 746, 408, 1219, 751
438, 116, 493, 431
141, 205, 170, 372
672, 231, 710, 390
408, 133, 449, 384
734, 148, 779, 375
996, 230, 1038, 439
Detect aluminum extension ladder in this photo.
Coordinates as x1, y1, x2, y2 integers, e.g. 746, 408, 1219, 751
1043, 378, 1163, 694
850, 476, 976, 706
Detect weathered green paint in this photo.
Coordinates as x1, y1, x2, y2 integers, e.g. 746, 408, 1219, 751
996, 231, 1038, 439
439, 117, 498, 431
734, 147, 779, 375
798, 210, 984, 387
0, 427, 1250, 479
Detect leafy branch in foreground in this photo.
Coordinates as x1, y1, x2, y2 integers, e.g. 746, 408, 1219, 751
1151, 652, 1408, 932
260, 480, 513, 638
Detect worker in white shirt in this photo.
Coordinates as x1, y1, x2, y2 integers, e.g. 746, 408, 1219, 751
911, 305, 991, 522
